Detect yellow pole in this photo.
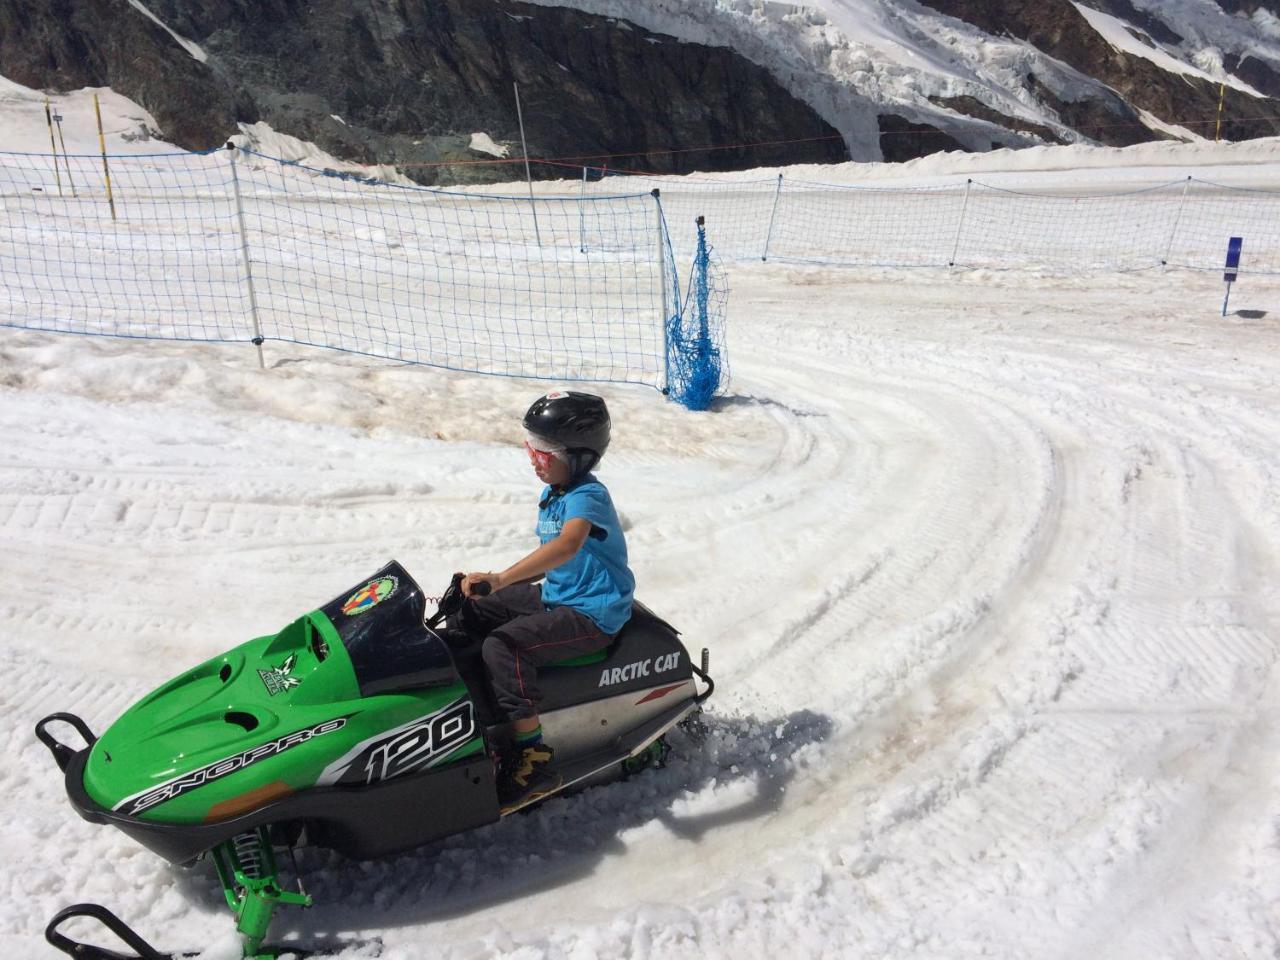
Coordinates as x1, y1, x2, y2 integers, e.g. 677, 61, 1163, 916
1215, 82, 1226, 143
93, 93, 117, 220
44, 99, 63, 195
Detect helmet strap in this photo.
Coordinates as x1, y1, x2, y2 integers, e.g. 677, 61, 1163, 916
566, 449, 599, 479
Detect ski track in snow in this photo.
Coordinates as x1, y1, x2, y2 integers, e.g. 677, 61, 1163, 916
3, 266, 1280, 953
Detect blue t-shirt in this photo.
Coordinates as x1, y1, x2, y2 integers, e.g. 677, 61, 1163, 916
537, 474, 634, 636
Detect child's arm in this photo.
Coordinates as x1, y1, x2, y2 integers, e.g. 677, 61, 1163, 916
463, 518, 592, 596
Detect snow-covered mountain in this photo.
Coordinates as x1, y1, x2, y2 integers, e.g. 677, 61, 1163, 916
2, 0, 1278, 177
0, 0, 847, 183
528, 0, 1280, 159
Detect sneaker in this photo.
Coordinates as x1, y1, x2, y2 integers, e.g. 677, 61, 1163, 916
496, 742, 562, 813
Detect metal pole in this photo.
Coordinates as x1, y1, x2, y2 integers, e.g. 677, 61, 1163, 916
44, 100, 63, 196
93, 93, 116, 220
579, 164, 587, 254
949, 178, 972, 268
762, 172, 783, 261
228, 144, 266, 369
1162, 176, 1192, 269
695, 215, 709, 341
513, 81, 542, 247
654, 188, 671, 395
55, 114, 77, 197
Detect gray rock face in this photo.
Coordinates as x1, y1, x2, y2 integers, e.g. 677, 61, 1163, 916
0, 0, 847, 182
918, 0, 1280, 145
5, 0, 1276, 173
0, 0, 253, 149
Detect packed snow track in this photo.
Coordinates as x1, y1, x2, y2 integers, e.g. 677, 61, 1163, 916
3, 261, 1278, 958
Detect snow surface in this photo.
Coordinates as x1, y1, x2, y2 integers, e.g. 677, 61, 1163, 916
232, 121, 415, 187
0, 77, 169, 155
3, 128, 1279, 958
469, 133, 511, 159
0, 74, 402, 187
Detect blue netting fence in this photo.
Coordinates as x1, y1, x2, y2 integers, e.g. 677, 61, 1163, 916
585, 168, 1280, 274
0, 147, 727, 406
667, 217, 730, 411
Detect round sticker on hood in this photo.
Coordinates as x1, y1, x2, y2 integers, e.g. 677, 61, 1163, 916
341, 576, 398, 616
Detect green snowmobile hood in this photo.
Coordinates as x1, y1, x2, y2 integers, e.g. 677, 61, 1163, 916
81, 565, 483, 824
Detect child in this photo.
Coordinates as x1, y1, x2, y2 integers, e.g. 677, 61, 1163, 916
459, 391, 634, 812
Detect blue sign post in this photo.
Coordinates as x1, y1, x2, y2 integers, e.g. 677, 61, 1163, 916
1223, 236, 1243, 316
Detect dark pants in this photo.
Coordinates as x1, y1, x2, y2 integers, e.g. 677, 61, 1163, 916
456, 584, 613, 721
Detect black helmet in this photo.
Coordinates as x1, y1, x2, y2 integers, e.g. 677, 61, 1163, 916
523, 391, 610, 478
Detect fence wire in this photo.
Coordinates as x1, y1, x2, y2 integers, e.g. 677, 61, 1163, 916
0, 149, 246, 341
4, 144, 1275, 410
0, 148, 682, 392
592, 169, 1280, 274
957, 180, 1183, 272
769, 180, 963, 267
1164, 178, 1280, 274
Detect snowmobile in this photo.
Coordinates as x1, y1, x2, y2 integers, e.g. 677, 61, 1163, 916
35, 561, 712, 959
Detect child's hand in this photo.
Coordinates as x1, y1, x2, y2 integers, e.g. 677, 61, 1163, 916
462, 572, 503, 597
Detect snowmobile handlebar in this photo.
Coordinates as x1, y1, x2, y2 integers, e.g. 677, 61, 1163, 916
424, 573, 491, 629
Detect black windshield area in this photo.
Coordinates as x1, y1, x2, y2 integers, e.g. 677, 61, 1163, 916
318, 561, 458, 697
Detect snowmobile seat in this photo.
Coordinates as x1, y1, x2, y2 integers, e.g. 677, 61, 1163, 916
444, 602, 681, 721
548, 649, 609, 667
544, 601, 676, 669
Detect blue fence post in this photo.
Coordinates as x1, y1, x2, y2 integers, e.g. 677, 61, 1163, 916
695, 215, 710, 347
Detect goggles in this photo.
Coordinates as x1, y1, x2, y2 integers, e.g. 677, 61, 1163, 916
524, 431, 567, 470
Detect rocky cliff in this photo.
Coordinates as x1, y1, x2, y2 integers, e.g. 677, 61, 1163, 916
0, 0, 847, 183
3, 0, 1278, 176
920, 0, 1280, 144
519, 0, 1280, 163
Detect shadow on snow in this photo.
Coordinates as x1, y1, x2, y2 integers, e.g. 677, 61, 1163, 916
168, 708, 833, 949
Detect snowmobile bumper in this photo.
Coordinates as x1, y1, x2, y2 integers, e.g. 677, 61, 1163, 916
46, 902, 174, 959
36, 712, 499, 865
46, 900, 317, 959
